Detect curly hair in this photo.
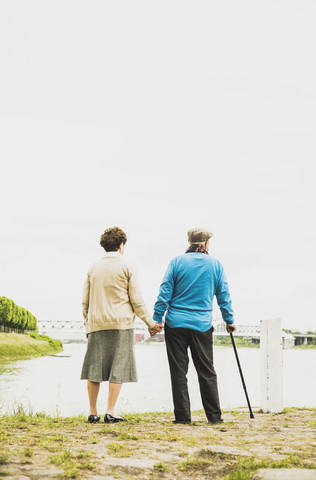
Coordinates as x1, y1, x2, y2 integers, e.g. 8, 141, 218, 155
100, 227, 127, 252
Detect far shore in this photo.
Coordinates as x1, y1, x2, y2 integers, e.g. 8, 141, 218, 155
0, 332, 63, 363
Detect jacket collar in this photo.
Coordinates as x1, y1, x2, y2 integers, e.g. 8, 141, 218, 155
103, 252, 122, 258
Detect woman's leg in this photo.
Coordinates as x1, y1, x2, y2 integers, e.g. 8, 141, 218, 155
87, 380, 100, 415
106, 382, 122, 416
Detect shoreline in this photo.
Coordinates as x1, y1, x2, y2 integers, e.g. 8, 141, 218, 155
0, 332, 63, 363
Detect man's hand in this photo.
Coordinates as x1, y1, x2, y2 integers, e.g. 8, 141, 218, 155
148, 323, 163, 338
226, 324, 237, 334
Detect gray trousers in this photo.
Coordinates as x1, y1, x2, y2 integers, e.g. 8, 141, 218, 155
164, 323, 222, 422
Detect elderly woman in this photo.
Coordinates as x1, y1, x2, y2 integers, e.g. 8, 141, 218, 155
81, 227, 162, 423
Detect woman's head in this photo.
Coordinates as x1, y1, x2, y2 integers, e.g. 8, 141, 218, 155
100, 227, 127, 252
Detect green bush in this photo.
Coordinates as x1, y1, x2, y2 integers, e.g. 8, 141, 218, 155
0, 297, 37, 333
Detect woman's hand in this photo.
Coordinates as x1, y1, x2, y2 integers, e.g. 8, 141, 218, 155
148, 323, 163, 337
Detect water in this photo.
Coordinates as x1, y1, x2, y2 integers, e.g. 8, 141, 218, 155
0, 343, 315, 417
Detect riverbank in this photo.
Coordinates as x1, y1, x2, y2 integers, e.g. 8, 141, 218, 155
0, 332, 63, 363
0, 407, 315, 479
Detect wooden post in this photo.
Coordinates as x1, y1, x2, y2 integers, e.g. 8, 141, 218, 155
260, 318, 283, 413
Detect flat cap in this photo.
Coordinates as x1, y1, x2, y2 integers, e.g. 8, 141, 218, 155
187, 228, 213, 243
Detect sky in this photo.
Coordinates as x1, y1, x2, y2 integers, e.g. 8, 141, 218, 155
0, 1, 315, 331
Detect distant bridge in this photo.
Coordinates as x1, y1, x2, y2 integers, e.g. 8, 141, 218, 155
38, 320, 85, 331
37, 319, 261, 337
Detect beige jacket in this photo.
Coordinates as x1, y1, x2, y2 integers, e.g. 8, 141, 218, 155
82, 252, 156, 334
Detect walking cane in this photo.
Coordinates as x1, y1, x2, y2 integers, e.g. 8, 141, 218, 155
229, 331, 255, 419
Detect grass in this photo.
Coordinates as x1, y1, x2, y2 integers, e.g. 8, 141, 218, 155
0, 406, 315, 479
213, 336, 259, 348
178, 457, 210, 470
0, 332, 63, 362
293, 344, 316, 349
221, 455, 316, 480
118, 432, 139, 441
107, 441, 136, 457
49, 448, 96, 477
153, 462, 168, 472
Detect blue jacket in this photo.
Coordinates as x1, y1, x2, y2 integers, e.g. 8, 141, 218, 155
153, 252, 234, 332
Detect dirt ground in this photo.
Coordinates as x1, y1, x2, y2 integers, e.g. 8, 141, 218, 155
0, 408, 315, 479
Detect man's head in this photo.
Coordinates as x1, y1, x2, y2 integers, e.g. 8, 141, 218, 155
187, 228, 213, 245
100, 227, 127, 252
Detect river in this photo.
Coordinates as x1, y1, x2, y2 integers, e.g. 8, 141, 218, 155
0, 343, 315, 417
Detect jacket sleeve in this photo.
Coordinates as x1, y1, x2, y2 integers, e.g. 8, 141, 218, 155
153, 260, 175, 323
215, 265, 234, 325
128, 265, 156, 329
82, 272, 90, 325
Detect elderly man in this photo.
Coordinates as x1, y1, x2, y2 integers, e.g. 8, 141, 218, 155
152, 228, 236, 424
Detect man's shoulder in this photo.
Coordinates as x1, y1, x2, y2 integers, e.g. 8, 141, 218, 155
207, 255, 222, 265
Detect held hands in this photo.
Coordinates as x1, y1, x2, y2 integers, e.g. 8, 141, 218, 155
226, 324, 237, 334
148, 322, 163, 338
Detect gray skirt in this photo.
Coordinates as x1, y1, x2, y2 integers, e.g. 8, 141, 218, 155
80, 329, 137, 383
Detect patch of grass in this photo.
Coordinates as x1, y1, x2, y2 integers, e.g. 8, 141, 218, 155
153, 462, 168, 472
178, 450, 188, 457
64, 465, 78, 478
147, 431, 178, 442
23, 447, 33, 457
199, 449, 234, 460
283, 407, 316, 413
178, 457, 210, 471
49, 449, 72, 465
49, 448, 96, 477
107, 442, 135, 457
227, 410, 243, 416
76, 449, 93, 459
89, 434, 97, 444
0, 455, 8, 465
222, 455, 316, 480
78, 461, 96, 470
97, 426, 119, 436
183, 438, 196, 446
117, 433, 139, 441
0, 469, 10, 476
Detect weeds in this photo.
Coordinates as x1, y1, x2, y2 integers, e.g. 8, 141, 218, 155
154, 462, 168, 472
178, 457, 210, 470
222, 455, 316, 480
118, 433, 139, 441
107, 442, 135, 457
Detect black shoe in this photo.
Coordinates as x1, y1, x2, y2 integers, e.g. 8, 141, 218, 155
88, 415, 100, 423
208, 418, 224, 424
173, 419, 191, 424
104, 413, 127, 423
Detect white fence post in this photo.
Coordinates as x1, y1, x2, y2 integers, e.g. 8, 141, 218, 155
260, 318, 283, 413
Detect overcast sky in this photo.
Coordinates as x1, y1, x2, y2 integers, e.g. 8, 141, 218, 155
0, 1, 315, 331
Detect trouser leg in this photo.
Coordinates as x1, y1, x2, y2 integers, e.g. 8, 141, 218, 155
189, 327, 222, 422
164, 324, 191, 421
